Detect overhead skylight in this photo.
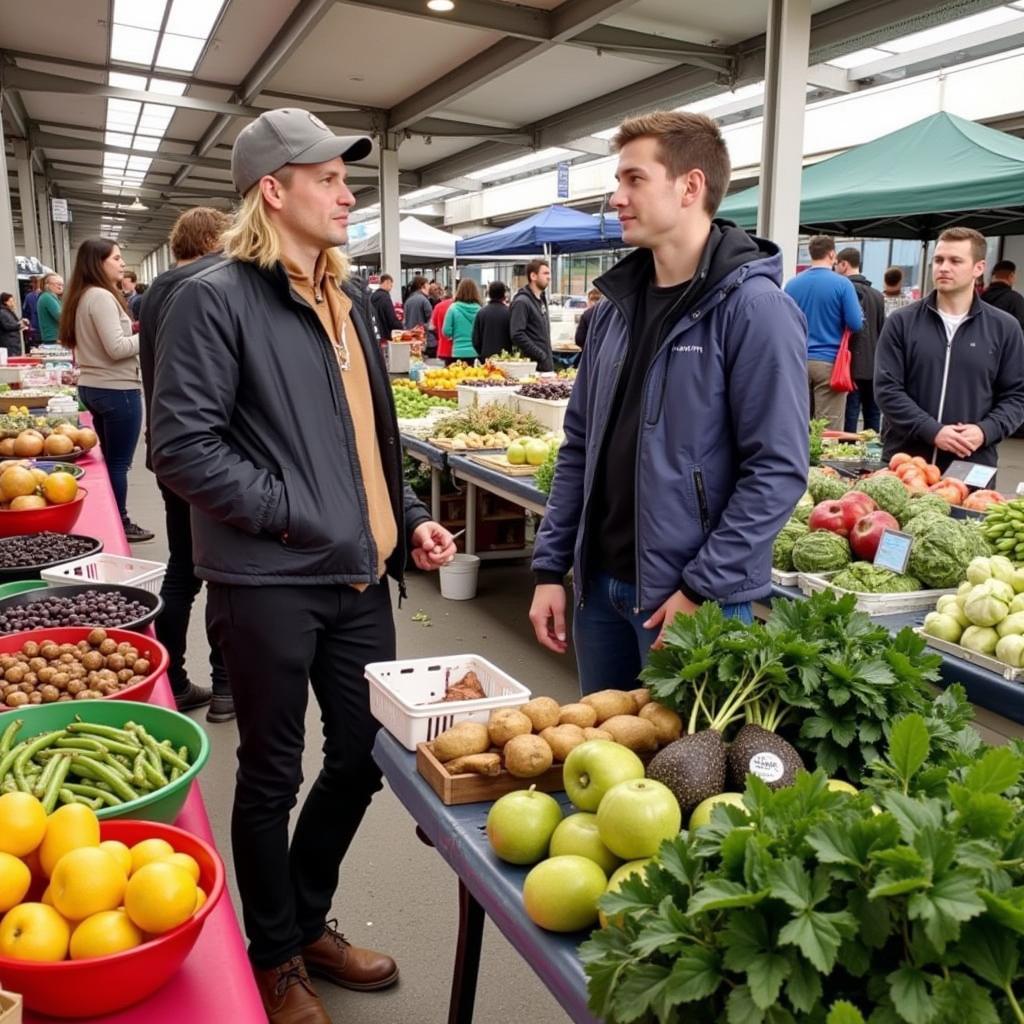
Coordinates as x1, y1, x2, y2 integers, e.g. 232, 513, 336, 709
468, 148, 573, 182
156, 34, 205, 72
164, 0, 223, 38
113, 0, 165, 30
110, 25, 158, 65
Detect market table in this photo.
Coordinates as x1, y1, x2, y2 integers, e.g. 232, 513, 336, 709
447, 454, 546, 557
372, 730, 600, 1024
770, 582, 1024, 739
21, 431, 265, 1024
401, 433, 448, 521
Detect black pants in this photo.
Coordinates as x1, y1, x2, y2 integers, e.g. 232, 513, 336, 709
156, 482, 229, 698
206, 581, 394, 968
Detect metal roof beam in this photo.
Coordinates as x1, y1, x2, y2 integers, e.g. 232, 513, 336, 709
336, 0, 551, 39
31, 130, 233, 171
568, 26, 734, 72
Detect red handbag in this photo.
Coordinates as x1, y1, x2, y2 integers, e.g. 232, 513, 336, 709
830, 328, 856, 393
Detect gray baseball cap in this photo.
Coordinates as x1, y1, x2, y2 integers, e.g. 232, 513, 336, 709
231, 108, 373, 194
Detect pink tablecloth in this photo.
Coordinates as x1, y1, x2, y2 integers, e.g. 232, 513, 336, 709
24, 428, 265, 1023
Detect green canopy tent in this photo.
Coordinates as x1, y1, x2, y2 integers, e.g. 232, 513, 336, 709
718, 112, 1024, 240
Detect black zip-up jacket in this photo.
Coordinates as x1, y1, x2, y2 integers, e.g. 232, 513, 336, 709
982, 281, 1024, 331
875, 291, 1024, 469
846, 273, 885, 382
370, 286, 401, 336
471, 300, 511, 360
150, 258, 431, 587
509, 286, 553, 371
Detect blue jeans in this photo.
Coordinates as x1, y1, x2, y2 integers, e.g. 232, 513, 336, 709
78, 386, 142, 521
573, 572, 753, 695
844, 378, 881, 433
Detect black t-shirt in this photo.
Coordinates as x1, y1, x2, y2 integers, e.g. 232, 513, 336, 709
590, 279, 692, 584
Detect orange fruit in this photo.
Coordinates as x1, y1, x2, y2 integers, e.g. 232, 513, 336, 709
42, 472, 78, 505
98, 840, 132, 877
0, 466, 37, 501
38, 803, 100, 878
130, 838, 175, 876
10, 495, 47, 510
0, 792, 48, 857
194, 887, 207, 913
124, 862, 197, 934
74, 428, 98, 451
0, 902, 71, 962
161, 852, 200, 884
69, 909, 144, 960
0, 852, 32, 912
50, 846, 127, 921
43, 434, 74, 456
12, 433, 44, 458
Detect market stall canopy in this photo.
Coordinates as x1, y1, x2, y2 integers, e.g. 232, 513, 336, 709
346, 216, 461, 266
718, 112, 1024, 239
456, 205, 623, 257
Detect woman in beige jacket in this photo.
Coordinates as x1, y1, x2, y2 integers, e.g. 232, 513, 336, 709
59, 238, 153, 541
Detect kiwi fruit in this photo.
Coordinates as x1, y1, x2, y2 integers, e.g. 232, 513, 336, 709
639, 702, 683, 746
600, 715, 658, 753
488, 708, 533, 748
504, 734, 554, 778
559, 703, 597, 728
520, 696, 561, 732
581, 689, 636, 723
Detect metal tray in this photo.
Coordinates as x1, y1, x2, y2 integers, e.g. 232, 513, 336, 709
914, 627, 1024, 682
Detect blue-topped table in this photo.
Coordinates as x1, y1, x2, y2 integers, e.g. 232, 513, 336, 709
447, 454, 547, 556
770, 583, 1024, 731
373, 730, 600, 1024
401, 434, 448, 521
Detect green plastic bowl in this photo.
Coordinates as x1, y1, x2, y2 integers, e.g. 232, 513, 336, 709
0, 580, 49, 600
3, 699, 209, 823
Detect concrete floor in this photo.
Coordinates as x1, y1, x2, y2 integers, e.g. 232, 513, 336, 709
124, 460, 581, 1024
123, 436, 1024, 1023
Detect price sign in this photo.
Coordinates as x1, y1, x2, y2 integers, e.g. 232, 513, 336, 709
50, 198, 69, 223
556, 162, 570, 199
945, 460, 997, 489
873, 529, 914, 575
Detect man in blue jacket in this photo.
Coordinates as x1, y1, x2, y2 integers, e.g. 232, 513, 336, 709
529, 111, 809, 693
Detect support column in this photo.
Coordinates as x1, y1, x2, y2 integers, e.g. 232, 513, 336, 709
377, 133, 401, 278
0, 121, 19, 301
34, 177, 54, 269
13, 141, 39, 261
757, 0, 811, 279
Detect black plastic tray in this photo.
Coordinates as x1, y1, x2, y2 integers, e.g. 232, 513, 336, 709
820, 458, 887, 478
42, 447, 88, 463
0, 534, 103, 583
0, 581, 163, 634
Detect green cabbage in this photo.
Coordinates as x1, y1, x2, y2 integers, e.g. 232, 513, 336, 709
772, 521, 808, 571
900, 494, 950, 524
791, 531, 852, 574
922, 611, 963, 643
996, 633, 1024, 667
807, 468, 849, 505
830, 563, 922, 593
961, 625, 999, 655
906, 515, 976, 589
791, 503, 812, 525
856, 476, 910, 520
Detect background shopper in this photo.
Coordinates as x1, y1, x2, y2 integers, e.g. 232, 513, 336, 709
0, 292, 27, 356
443, 278, 482, 361
472, 280, 511, 359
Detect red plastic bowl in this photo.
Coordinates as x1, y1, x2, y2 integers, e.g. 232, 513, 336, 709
0, 488, 87, 537
0, 819, 225, 1018
0, 627, 168, 711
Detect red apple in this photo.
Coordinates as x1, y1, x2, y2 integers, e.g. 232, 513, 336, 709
838, 491, 878, 534
808, 500, 848, 536
849, 510, 900, 561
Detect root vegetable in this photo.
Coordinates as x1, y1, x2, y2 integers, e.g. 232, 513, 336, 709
600, 715, 658, 753
444, 753, 502, 776
580, 689, 636, 723
432, 722, 491, 763
583, 728, 613, 742
487, 708, 533, 748
519, 696, 561, 731
558, 703, 597, 728
628, 688, 651, 712
503, 735, 554, 778
539, 724, 586, 762
639, 702, 684, 746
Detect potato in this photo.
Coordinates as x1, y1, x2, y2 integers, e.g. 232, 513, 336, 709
583, 727, 613, 742
558, 702, 597, 728
540, 723, 586, 762
432, 721, 490, 763
601, 715, 658, 753
639, 702, 683, 746
581, 689, 636, 723
504, 734, 554, 778
628, 688, 652, 712
520, 696, 561, 732
444, 753, 502, 776
488, 708, 533, 748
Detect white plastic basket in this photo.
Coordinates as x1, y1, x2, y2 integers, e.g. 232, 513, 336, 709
797, 571, 955, 614
771, 568, 801, 588
494, 359, 537, 379
515, 394, 569, 432
366, 654, 531, 749
456, 384, 520, 410
41, 553, 167, 595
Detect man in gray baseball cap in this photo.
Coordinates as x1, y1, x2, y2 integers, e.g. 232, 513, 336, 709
151, 110, 456, 1024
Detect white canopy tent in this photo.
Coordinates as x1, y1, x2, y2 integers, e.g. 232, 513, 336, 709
346, 216, 461, 268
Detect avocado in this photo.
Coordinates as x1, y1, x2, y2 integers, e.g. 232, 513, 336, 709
645, 730, 727, 818
726, 724, 804, 791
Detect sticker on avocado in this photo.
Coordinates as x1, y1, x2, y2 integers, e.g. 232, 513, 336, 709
748, 752, 784, 783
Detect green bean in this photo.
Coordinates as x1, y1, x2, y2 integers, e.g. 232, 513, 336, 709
42, 755, 72, 813
170, 765, 182, 782
74, 756, 139, 801
0, 718, 21, 756
0, 739, 27, 782
141, 761, 166, 790
66, 722, 136, 744
33, 752, 62, 799
147, 737, 189, 773
63, 782, 123, 807
132, 751, 148, 788
13, 758, 31, 792
55, 736, 107, 754
100, 753, 134, 781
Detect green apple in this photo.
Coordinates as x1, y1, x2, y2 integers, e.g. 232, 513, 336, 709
507, 442, 527, 465
826, 779, 859, 795
597, 779, 682, 860
600, 858, 652, 928
563, 740, 644, 812
525, 439, 549, 466
548, 813, 622, 875
688, 792, 746, 830
523, 855, 607, 932
486, 788, 562, 865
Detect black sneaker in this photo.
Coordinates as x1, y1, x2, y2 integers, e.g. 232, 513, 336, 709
123, 520, 155, 542
175, 683, 212, 713
206, 694, 236, 723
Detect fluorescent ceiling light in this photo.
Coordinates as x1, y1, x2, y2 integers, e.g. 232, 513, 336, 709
113, 0, 166, 30
427, 0, 455, 10
156, 33, 205, 71
165, 0, 225, 38
110, 24, 159, 64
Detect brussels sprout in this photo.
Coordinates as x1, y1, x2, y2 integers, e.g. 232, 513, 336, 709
922, 611, 963, 644
964, 584, 1010, 627
961, 625, 1000, 655
996, 633, 1024, 668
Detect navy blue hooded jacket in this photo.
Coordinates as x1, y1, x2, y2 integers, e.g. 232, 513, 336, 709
532, 222, 809, 610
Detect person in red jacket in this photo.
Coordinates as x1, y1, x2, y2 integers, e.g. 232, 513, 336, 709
431, 291, 455, 363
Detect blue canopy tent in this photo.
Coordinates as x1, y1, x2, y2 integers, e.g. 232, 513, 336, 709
455, 204, 623, 257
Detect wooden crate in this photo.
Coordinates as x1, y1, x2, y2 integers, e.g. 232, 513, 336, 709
416, 741, 564, 805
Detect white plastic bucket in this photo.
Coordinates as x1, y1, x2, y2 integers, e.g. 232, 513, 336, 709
439, 554, 481, 600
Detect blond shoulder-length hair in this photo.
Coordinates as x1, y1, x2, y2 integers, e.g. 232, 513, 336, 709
221, 180, 349, 280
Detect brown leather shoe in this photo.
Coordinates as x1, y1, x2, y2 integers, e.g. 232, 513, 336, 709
253, 956, 331, 1024
302, 921, 399, 992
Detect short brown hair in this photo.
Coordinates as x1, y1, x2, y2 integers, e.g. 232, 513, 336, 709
455, 279, 481, 304
883, 266, 903, 288
808, 235, 836, 261
122, 271, 137, 283
410, 275, 429, 292
612, 111, 731, 215
525, 259, 548, 283
170, 206, 231, 261
938, 226, 986, 263
836, 247, 861, 269
587, 287, 601, 302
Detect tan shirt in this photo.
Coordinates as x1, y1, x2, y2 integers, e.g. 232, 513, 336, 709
285, 254, 397, 582
74, 287, 140, 390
